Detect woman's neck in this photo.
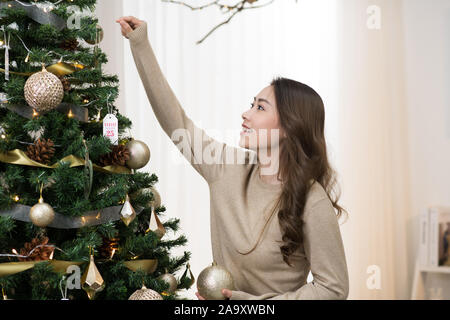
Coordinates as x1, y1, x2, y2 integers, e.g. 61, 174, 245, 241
257, 146, 283, 185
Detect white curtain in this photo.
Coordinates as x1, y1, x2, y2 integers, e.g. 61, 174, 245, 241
336, 0, 412, 299
97, 0, 413, 299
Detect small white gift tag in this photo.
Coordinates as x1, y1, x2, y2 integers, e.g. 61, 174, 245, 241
103, 114, 118, 145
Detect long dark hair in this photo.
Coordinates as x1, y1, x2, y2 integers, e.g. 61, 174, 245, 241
239, 77, 347, 267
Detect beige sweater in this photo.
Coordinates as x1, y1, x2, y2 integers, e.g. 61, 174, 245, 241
128, 22, 349, 300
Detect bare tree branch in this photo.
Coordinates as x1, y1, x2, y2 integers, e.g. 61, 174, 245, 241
161, 0, 281, 44
161, 0, 221, 11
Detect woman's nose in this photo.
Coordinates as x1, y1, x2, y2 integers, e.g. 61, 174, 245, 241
242, 109, 251, 121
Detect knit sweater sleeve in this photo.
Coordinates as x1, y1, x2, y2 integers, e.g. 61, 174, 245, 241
127, 21, 235, 184
230, 198, 349, 300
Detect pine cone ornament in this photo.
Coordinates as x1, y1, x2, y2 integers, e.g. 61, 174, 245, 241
26, 138, 55, 164
99, 145, 130, 167
59, 38, 79, 51
60, 77, 71, 91
18, 236, 55, 261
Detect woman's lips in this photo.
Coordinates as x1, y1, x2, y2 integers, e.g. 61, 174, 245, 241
240, 127, 254, 135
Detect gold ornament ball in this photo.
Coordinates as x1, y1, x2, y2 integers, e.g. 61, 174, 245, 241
84, 24, 104, 45
129, 285, 163, 300
29, 198, 55, 228
158, 273, 178, 294
125, 139, 150, 169
197, 262, 235, 300
149, 187, 161, 208
130, 186, 161, 209
24, 66, 64, 113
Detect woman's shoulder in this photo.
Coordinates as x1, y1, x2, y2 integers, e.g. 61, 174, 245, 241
302, 181, 341, 227
304, 180, 332, 212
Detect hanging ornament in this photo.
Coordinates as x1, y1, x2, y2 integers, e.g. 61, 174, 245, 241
130, 186, 161, 210
84, 24, 104, 45
59, 276, 69, 300
59, 38, 79, 51
157, 269, 178, 294
103, 113, 118, 145
125, 139, 150, 169
179, 263, 195, 289
83, 139, 93, 200
146, 207, 166, 239
150, 187, 161, 209
24, 64, 64, 113
25, 138, 55, 164
128, 284, 163, 300
120, 194, 136, 226
99, 144, 130, 167
28, 127, 44, 141
29, 184, 55, 228
18, 236, 55, 261
197, 261, 235, 300
60, 77, 71, 91
81, 247, 105, 300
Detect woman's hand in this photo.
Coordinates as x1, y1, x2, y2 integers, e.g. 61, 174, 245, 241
195, 289, 232, 300
116, 16, 144, 39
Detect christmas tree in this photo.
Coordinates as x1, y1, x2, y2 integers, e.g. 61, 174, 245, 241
0, 0, 194, 300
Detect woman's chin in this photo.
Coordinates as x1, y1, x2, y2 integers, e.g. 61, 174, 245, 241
239, 142, 255, 151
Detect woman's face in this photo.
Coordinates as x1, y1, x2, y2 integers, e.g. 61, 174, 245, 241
239, 85, 285, 150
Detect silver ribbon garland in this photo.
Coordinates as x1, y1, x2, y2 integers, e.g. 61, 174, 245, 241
0, 204, 145, 229
0, 1, 67, 31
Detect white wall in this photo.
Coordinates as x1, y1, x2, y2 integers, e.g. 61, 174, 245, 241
403, 0, 450, 299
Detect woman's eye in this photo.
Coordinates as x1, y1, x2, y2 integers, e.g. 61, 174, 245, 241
250, 103, 264, 110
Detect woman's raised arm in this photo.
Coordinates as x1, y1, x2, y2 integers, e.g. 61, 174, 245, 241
117, 17, 244, 184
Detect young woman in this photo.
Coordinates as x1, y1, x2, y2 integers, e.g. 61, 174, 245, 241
117, 16, 349, 300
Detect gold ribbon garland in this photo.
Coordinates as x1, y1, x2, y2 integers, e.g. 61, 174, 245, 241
0, 260, 83, 278
47, 62, 85, 77
0, 61, 85, 78
0, 149, 131, 174
0, 68, 32, 76
123, 259, 158, 274
0, 259, 158, 278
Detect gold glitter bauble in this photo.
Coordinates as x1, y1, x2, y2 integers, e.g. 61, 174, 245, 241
24, 65, 64, 113
84, 24, 104, 45
129, 285, 163, 300
29, 197, 55, 228
158, 273, 178, 294
197, 262, 235, 300
125, 139, 150, 169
